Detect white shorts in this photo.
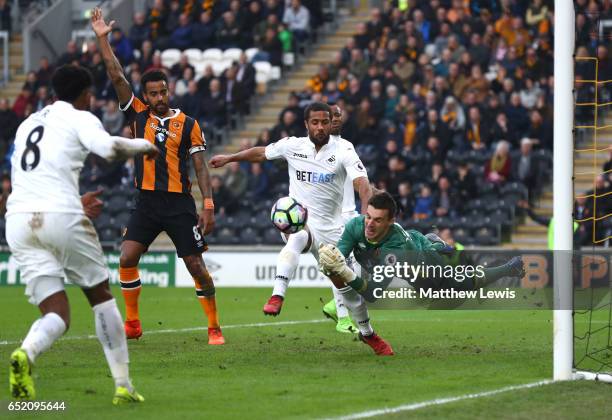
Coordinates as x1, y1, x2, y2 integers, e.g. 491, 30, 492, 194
6, 212, 109, 305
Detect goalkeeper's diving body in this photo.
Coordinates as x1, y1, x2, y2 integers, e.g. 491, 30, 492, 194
319, 192, 526, 304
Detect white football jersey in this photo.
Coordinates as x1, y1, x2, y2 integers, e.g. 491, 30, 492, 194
331, 135, 359, 215
7, 101, 120, 215
265, 135, 367, 229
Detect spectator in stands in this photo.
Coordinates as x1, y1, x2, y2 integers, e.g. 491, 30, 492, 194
525, 0, 549, 34
258, 27, 283, 67
455, 160, 477, 205
0, 0, 10, 34
197, 64, 215, 97
217, 11, 242, 49
102, 100, 124, 136
512, 138, 539, 202
244, 1, 265, 41
278, 23, 294, 54
463, 65, 489, 102
211, 175, 235, 216
175, 66, 195, 97
36, 57, 54, 88
434, 176, 458, 218
380, 155, 409, 196
164, 0, 182, 39
57, 40, 81, 66
0, 98, 16, 156
263, 0, 284, 21
12, 87, 33, 120
490, 111, 517, 147
147, 0, 168, 43
604, 147, 612, 184
224, 65, 249, 115
440, 96, 465, 148
129, 12, 150, 51
33, 86, 50, 112
223, 161, 248, 201
396, 181, 414, 219
271, 109, 303, 139
170, 13, 193, 50
192, 11, 216, 50
22, 71, 39, 93
485, 140, 511, 185
88, 53, 108, 96
526, 109, 552, 149
110, 28, 134, 65
255, 128, 272, 147
0, 171, 10, 216
413, 185, 433, 220
180, 80, 203, 121
246, 162, 269, 199
201, 78, 227, 128
137, 39, 154, 71
418, 109, 450, 151
283, 0, 310, 43
170, 53, 195, 79
519, 78, 542, 110
236, 53, 256, 99
465, 106, 489, 150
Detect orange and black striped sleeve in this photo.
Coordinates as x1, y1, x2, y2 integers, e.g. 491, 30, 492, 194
189, 120, 206, 155
119, 95, 148, 125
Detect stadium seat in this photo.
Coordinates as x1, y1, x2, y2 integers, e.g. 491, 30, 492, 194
183, 48, 203, 63
107, 195, 128, 215
473, 226, 501, 245
466, 149, 490, 166
430, 217, 452, 230
252, 213, 272, 230
214, 215, 234, 231
254, 61, 272, 84
99, 227, 121, 243
270, 66, 282, 81
477, 182, 498, 201
282, 52, 295, 67
445, 150, 466, 165
500, 182, 528, 203
161, 48, 181, 68
216, 227, 238, 245
239, 227, 263, 244
245, 48, 259, 62
94, 213, 113, 231
222, 48, 242, 62
211, 60, 232, 77
202, 48, 223, 61
263, 227, 284, 245
452, 227, 473, 245
113, 211, 131, 230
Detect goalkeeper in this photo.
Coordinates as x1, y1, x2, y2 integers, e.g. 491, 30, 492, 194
319, 192, 525, 302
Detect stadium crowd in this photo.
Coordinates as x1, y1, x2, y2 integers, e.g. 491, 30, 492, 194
0, 0, 611, 247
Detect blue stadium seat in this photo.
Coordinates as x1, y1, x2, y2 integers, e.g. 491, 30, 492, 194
473, 226, 501, 246
94, 213, 113, 230
263, 228, 284, 245
452, 227, 474, 246
239, 227, 263, 244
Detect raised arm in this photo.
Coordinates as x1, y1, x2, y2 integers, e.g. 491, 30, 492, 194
192, 151, 215, 235
209, 146, 267, 168
91, 7, 133, 105
353, 176, 372, 214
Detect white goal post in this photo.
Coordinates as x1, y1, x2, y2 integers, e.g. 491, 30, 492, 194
553, 0, 612, 383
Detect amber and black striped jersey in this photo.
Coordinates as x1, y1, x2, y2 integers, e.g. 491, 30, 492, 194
120, 95, 206, 193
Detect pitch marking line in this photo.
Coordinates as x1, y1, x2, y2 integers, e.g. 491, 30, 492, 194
326, 380, 555, 419
0, 319, 326, 346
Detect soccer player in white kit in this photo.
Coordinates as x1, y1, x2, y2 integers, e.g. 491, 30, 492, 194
6, 65, 158, 403
210, 103, 392, 355
321, 103, 362, 332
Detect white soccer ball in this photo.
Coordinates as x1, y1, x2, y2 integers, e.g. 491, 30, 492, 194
270, 196, 308, 234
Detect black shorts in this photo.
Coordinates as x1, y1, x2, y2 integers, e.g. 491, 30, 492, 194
123, 190, 207, 257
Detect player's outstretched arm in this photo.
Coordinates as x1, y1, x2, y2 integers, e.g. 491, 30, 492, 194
209, 146, 267, 168
353, 176, 372, 214
91, 7, 133, 105
192, 151, 215, 235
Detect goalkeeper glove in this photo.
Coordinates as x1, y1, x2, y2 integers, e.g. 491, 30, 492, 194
318, 244, 356, 283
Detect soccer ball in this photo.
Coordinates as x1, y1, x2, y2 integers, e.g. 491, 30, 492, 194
270, 197, 308, 234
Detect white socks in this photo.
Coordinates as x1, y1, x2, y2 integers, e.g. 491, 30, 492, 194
332, 286, 350, 318
93, 299, 132, 390
21, 312, 66, 363
272, 230, 310, 298
338, 286, 374, 336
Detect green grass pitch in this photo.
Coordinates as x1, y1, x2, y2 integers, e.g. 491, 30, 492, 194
0, 286, 610, 419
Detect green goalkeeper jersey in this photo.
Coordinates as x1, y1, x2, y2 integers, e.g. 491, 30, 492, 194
337, 215, 442, 275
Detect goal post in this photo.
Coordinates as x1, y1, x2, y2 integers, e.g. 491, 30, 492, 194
552, 0, 575, 382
